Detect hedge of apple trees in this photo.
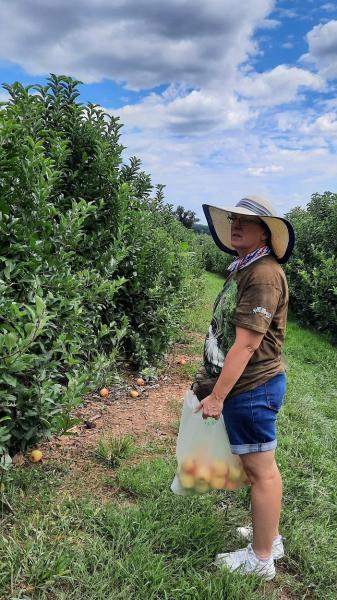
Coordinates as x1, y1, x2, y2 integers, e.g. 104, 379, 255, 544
0, 75, 204, 459
285, 192, 337, 343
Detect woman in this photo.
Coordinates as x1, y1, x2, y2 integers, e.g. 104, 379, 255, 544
193, 195, 295, 581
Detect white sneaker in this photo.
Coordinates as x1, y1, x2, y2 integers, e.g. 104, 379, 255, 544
236, 526, 284, 560
215, 543, 275, 581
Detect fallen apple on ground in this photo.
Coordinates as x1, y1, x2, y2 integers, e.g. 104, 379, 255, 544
99, 387, 109, 398
29, 449, 43, 463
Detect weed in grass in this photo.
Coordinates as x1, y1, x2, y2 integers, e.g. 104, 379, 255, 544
94, 434, 135, 468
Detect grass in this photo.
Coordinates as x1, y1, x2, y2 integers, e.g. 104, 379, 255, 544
184, 271, 225, 337
1, 271, 337, 599
95, 434, 135, 468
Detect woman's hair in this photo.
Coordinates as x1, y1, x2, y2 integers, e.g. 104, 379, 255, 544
261, 221, 274, 253
261, 221, 271, 244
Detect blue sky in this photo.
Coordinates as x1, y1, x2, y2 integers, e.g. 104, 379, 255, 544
1, 0, 337, 222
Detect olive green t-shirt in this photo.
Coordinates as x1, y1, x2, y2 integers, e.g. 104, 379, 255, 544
203, 255, 288, 397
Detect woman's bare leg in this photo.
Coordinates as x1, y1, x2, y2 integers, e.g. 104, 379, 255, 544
240, 450, 282, 559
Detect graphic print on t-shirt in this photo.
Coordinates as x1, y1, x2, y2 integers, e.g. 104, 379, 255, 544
203, 277, 238, 376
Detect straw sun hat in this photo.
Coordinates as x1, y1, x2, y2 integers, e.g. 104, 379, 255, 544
202, 195, 295, 264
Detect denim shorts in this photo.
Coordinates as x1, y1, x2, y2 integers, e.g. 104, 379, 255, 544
222, 372, 286, 455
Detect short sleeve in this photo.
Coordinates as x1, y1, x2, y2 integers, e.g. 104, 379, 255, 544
234, 283, 281, 334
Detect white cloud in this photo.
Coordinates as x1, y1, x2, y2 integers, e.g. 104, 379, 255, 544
235, 65, 324, 106
321, 3, 336, 12
319, 96, 337, 111
257, 18, 281, 29
304, 19, 337, 78
115, 61, 326, 145
273, 108, 337, 154
109, 60, 325, 151
0, 0, 274, 89
275, 8, 298, 19
114, 87, 252, 135
275, 110, 304, 132
247, 165, 284, 176
113, 106, 337, 221
300, 113, 337, 136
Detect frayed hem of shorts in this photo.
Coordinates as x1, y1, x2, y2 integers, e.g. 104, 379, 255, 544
230, 440, 277, 455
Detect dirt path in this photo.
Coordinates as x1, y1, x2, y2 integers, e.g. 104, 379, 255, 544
38, 350, 195, 503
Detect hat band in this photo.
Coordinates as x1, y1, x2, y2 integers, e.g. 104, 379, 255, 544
236, 198, 273, 217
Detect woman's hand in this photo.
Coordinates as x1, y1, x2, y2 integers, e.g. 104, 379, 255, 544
195, 393, 224, 419
194, 327, 265, 420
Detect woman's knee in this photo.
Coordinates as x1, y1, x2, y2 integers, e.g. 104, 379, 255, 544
241, 452, 280, 483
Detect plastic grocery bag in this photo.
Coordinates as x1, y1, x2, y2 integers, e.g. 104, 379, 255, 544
171, 389, 248, 495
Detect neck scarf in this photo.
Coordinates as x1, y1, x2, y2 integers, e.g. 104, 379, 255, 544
228, 245, 271, 273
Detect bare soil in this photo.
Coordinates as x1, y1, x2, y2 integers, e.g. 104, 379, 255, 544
35, 350, 197, 503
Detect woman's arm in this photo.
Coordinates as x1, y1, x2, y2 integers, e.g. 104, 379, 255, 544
196, 326, 264, 419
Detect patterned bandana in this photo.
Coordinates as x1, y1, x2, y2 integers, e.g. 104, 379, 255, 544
228, 245, 271, 273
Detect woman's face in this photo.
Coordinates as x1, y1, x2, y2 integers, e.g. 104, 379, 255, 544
229, 214, 267, 257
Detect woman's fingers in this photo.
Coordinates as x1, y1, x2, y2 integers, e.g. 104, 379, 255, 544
202, 410, 220, 419
195, 396, 221, 419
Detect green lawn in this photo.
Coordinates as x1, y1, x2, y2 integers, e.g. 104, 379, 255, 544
1, 271, 336, 600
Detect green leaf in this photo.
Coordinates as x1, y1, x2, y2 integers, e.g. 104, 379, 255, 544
0, 453, 12, 471
24, 322, 35, 335
23, 427, 37, 441
35, 295, 45, 317
3, 332, 17, 352
2, 373, 17, 387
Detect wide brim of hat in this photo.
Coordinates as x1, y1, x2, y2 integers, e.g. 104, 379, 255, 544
202, 204, 295, 264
